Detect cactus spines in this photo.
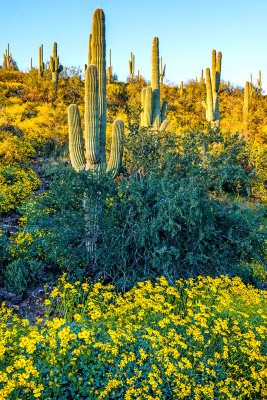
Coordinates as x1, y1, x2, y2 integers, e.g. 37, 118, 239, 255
160, 56, 166, 85
88, 33, 92, 65
50, 42, 63, 100
129, 52, 135, 82
91, 8, 107, 166
140, 37, 168, 131
68, 9, 124, 178
107, 49, 112, 84
202, 49, 222, 128
3, 43, 12, 69
257, 70, 262, 94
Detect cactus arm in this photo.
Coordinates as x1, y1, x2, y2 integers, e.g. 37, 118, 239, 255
160, 100, 168, 122
68, 105, 86, 172
205, 68, 214, 122
144, 86, 152, 126
92, 8, 107, 166
106, 119, 124, 177
159, 120, 168, 132
140, 88, 146, 126
88, 34, 92, 65
84, 65, 100, 168
214, 51, 222, 122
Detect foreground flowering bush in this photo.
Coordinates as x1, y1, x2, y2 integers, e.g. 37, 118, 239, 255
0, 275, 266, 400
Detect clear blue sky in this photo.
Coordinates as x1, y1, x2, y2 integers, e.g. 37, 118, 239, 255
1, 0, 266, 92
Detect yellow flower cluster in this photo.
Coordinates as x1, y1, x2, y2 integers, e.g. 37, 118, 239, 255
0, 274, 266, 399
0, 164, 39, 214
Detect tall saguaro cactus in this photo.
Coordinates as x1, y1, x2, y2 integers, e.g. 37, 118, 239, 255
38, 44, 44, 77
3, 44, 12, 69
140, 37, 168, 131
68, 9, 124, 177
107, 49, 112, 84
202, 49, 222, 128
129, 52, 135, 82
68, 9, 124, 258
160, 57, 166, 85
50, 42, 63, 100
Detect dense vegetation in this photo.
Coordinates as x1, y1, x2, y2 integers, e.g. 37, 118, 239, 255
0, 8, 266, 399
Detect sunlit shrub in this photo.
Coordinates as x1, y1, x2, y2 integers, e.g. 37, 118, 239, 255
0, 164, 39, 214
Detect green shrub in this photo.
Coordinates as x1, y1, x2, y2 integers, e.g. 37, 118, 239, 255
4, 258, 45, 294
9, 164, 266, 292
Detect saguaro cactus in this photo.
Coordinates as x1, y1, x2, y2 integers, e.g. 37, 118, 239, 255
257, 70, 262, 94
202, 49, 222, 128
129, 52, 135, 82
140, 37, 168, 131
243, 81, 249, 118
107, 49, 112, 84
68, 9, 124, 177
68, 9, 124, 258
200, 69, 205, 85
160, 57, 166, 85
3, 44, 12, 69
50, 42, 63, 100
38, 44, 44, 77
180, 81, 184, 96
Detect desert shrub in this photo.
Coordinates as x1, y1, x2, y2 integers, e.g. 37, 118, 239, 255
4, 258, 45, 295
0, 274, 266, 399
0, 164, 39, 214
9, 163, 266, 292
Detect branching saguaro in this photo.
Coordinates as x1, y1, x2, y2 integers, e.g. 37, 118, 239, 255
50, 42, 63, 100
68, 9, 124, 258
140, 37, 168, 131
202, 49, 222, 129
3, 43, 12, 69
68, 9, 124, 176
